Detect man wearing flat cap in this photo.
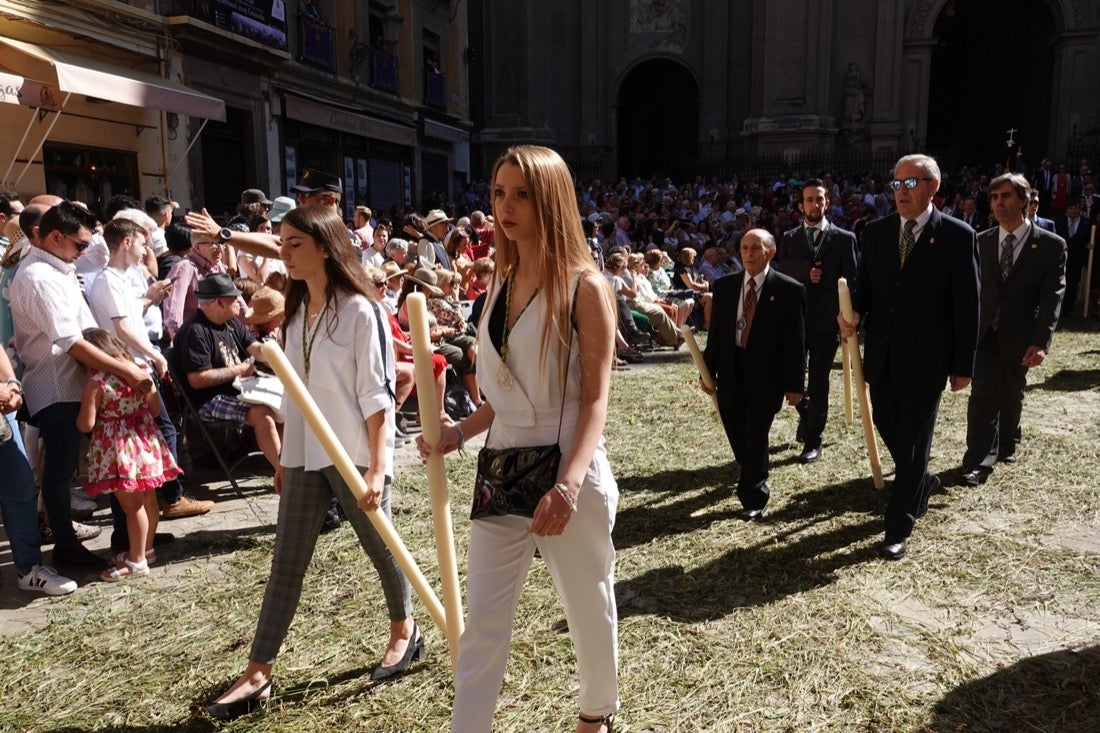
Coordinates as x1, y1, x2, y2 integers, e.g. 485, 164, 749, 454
171, 273, 281, 471
417, 209, 453, 269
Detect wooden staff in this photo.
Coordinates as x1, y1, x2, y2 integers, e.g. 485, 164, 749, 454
841, 335, 853, 425
260, 341, 448, 634
837, 278, 884, 489
405, 293, 464, 668
1084, 225, 1096, 318
681, 327, 720, 416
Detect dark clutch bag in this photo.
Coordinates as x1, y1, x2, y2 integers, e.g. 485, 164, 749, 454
470, 443, 561, 519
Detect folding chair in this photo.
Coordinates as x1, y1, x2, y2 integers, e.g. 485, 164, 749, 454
162, 347, 264, 495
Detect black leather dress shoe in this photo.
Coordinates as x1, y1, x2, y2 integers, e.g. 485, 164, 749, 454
998, 453, 1016, 464
739, 508, 765, 522
960, 469, 983, 487
798, 447, 821, 464
879, 540, 906, 561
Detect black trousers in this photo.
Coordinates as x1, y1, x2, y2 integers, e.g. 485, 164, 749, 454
799, 329, 839, 449
868, 364, 942, 541
717, 348, 779, 511
963, 331, 1028, 472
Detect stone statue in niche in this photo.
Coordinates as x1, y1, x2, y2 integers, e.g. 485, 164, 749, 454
843, 62, 873, 123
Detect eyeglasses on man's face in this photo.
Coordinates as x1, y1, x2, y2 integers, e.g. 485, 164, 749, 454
62, 233, 92, 253
889, 177, 935, 191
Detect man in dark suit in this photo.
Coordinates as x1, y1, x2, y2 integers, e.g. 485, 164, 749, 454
961, 174, 1066, 487
702, 229, 805, 520
1027, 190, 1057, 232
1055, 198, 1092, 318
774, 178, 859, 463
1032, 159, 1055, 216
838, 154, 980, 560
956, 196, 980, 229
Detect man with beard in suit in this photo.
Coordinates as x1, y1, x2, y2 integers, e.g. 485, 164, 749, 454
701, 229, 805, 521
774, 178, 859, 463
960, 174, 1065, 487
838, 154, 980, 560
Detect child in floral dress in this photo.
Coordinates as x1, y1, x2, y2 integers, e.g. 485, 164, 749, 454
77, 328, 182, 582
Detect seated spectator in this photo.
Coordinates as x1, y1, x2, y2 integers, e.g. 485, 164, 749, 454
628, 252, 690, 338
673, 246, 713, 329
465, 256, 494, 302
243, 286, 285, 344
398, 267, 481, 408
162, 229, 229, 341
603, 252, 648, 346
157, 220, 192, 282
469, 210, 494, 259
384, 237, 411, 267
378, 261, 406, 314
363, 223, 388, 269
267, 196, 295, 236
170, 274, 280, 471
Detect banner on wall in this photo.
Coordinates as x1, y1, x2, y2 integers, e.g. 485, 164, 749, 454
192, 0, 288, 51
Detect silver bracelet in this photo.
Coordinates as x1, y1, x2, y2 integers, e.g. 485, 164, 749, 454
554, 482, 578, 512
453, 423, 466, 457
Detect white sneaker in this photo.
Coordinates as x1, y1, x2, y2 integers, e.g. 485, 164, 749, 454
17, 565, 78, 596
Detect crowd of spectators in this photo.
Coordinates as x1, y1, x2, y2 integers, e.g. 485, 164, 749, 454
1, 153, 1097, 595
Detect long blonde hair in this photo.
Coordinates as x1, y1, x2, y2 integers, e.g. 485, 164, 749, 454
490, 145, 613, 373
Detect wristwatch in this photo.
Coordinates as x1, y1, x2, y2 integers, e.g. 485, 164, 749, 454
218, 227, 233, 243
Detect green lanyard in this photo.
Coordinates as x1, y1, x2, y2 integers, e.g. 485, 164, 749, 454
302, 303, 329, 381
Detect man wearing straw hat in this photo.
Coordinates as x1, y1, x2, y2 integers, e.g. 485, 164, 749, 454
417, 209, 453, 270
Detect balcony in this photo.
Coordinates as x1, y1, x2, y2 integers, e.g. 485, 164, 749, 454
424, 68, 446, 112
371, 47, 399, 94
297, 14, 336, 73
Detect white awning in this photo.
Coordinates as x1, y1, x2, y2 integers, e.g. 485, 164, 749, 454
0, 37, 226, 121
0, 67, 62, 111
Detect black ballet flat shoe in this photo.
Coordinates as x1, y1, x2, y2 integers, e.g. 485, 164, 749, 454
371, 623, 427, 681
204, 679, 272, 721
580, 712, 616, 732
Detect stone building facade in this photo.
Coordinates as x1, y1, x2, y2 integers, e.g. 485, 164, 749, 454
468, 0, 1100, 180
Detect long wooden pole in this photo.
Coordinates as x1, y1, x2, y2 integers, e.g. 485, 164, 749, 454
405, 293, 464, 669
841, 333, 853, 425
681, 327, 720, 416
837, 278, 884, 489
260, 341, 448, 634
1084, 225, 1096, 318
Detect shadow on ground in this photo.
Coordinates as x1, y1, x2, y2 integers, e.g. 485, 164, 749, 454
925, 645, 1100, 733
613, 468, 886, 621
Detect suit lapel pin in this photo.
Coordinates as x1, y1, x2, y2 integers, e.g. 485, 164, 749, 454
769, 295, 775, 301
1031, 242, 1038, 249
929, 237, 935, 245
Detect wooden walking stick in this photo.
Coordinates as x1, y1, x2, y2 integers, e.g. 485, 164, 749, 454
260, 341, 449, 635
1084, 225, 1096, 318
681, 327, 720, 416
406, 293, 464, 669
837, 278, 884, 489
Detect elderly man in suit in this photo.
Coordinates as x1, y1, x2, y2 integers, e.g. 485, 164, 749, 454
775, 178, 859, 463
702, 229, 805, 521
961, 174, 1066, 487
839, 154, 980, 560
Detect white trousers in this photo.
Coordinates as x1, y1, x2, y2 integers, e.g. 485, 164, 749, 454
450, 472, 620, 731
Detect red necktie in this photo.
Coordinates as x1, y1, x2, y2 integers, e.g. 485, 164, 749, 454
741, 280, 756, 348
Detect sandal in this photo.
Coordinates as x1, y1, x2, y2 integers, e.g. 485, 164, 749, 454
101, 556, 149, 582
579, 712, 615, 732
115, 550, 156, 566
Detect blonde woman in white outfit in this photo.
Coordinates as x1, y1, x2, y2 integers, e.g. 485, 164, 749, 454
419, 145, 619, 732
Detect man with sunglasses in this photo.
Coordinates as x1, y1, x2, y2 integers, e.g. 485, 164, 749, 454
838, 154, 980, 561
10, 201, 154, 569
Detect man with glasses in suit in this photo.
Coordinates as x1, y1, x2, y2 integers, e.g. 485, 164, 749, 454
838, 154, 980, 561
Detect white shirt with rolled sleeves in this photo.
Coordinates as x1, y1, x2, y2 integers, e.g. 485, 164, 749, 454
10, 245, 99, 415
279, 292, 396, 475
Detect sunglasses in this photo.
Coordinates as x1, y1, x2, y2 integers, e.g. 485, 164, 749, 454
888, 177, 935, 191
63, 233, 92, 253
